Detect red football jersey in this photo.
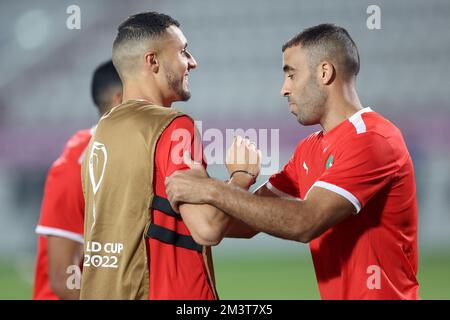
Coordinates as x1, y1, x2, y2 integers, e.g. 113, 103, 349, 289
33, 129, 92, 300
147, 115, 215, 300
268, 107, 419, 299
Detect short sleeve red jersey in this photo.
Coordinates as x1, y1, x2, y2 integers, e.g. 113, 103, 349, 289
269, 108, 419, 299
147, 115, 215, 300
33, 129, 92, 300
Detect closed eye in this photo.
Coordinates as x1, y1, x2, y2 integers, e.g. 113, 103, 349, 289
181, 49, 191, 58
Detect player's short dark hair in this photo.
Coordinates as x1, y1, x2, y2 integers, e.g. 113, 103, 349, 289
113, 12, 180, 48
91, 60, 121, 112
282, 24, 360, 78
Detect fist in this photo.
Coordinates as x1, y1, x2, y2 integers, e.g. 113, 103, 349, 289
226, 136, 261, 179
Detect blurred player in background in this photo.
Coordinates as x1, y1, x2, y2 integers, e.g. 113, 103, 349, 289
166, 24, 420, 300
32, 61, 122, 299
80, 12, 259, 300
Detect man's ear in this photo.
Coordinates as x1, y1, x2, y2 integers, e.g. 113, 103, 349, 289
112, 90, 122, 106
144, 51, 159, 73
319, 60, 335, 85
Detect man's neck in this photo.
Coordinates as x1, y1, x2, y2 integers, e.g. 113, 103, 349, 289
121, 84, 169, 107
320, 85, 363, 133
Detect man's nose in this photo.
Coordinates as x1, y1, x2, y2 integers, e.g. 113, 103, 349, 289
188, 55, 197, 70
280, 83, 290, 97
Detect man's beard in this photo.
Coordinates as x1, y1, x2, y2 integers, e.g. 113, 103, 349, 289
165, 68, 191, 101
296, 77, 327, 125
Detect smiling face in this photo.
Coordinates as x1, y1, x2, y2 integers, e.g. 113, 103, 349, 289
280, 45, 327, 126
158, 25, 197, 102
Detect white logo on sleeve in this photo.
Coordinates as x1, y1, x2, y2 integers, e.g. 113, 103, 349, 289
88, 141, 107, 233
303, 161, 309, 175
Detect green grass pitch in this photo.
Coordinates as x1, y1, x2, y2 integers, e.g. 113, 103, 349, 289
0, 254, 449, 299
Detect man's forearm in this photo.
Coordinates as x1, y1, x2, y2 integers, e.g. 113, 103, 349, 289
206, 179, 313, 242
55, 285, 80, 300
208, 175, 255, 232
191, 175, 255, 244
49, 264, 81, 299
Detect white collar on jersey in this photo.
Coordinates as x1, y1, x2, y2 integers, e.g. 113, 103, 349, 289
348, 107, 373, 134
349, 107, 373, 122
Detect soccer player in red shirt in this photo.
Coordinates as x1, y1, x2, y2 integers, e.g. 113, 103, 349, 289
166, 24, 420, 300
79, 12, 260, 300
145, 116, 259, 299
32, 61, 122, 299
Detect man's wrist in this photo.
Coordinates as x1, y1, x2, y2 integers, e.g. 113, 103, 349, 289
205, 179, 222, 206
229, 172, 255, 190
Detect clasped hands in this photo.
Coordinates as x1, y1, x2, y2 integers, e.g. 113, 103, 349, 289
165, 136, 261, 211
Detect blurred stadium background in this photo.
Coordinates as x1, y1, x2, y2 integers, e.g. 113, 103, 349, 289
0, 0, 449, 299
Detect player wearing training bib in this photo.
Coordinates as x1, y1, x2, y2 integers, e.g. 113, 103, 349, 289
80, 12, 261, 299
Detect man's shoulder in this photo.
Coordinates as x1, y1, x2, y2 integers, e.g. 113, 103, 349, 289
157, 115, 197, 150
334, 109, 403, 150
102, 101, 187, 124
66, 128, 92, 148
128, 104, 191, 134
133, 102, 186, 119
164, 115, 194, 131
53, 128, 92, 168
339, 110, 410, 167
354, 109, 402, 139
294, 130, 323, 154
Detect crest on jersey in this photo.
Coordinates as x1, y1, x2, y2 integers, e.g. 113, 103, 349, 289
326, 155, 334, 169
